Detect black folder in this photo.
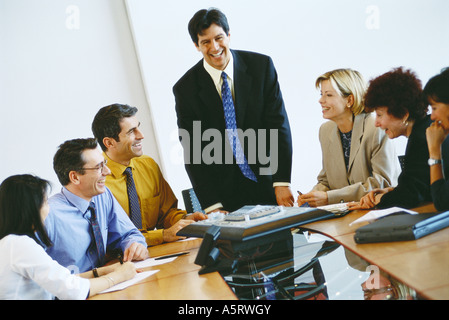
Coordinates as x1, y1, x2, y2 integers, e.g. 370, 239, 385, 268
354, 211, 449, 244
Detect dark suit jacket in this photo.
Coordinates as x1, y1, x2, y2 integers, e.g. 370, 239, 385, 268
377, 115, 432, 209
173, 50, 292, 211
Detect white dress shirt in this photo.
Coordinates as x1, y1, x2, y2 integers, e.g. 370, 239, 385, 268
0, 234, 90, 300
203, 54, 235, 99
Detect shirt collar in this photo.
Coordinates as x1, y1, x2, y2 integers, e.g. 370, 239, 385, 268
203, 52, 234, 89
103, 152, 136, 178
61, 187, 91, 215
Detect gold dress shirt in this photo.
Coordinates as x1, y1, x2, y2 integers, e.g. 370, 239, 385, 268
104, 153, 186, 246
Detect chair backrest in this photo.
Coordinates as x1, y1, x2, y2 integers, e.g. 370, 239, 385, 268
181, 188, 204, 213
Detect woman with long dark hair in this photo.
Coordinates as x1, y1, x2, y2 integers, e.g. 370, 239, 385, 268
0, 174, 137, 300
425, 67, 449, 211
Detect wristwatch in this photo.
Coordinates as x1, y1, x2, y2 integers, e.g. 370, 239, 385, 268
428, 158, 442, 166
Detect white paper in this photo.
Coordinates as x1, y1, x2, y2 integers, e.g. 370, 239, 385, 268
99, 255, 184, 294
100, 270, 159, 293
349, 206, 417, 226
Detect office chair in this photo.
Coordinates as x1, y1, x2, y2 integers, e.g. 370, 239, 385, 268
181, 188, 205, 213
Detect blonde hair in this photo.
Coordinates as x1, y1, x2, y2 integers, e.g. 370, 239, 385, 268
316, 68, 367, 116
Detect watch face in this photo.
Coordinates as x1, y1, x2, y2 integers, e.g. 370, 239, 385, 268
428, 159, 442, 166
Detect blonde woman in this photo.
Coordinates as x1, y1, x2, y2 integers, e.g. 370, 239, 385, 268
298, 69, 399, 207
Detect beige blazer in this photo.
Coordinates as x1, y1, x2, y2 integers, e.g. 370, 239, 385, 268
312, 113, 400, 203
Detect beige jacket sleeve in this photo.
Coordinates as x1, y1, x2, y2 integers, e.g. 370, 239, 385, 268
312, 113, 400, 203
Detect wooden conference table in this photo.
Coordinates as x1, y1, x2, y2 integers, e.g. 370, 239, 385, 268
301, 203, 449, 300
90, 203, 448, 300
89, 236, 238, 300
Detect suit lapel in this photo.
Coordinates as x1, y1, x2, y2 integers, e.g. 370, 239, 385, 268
196, 62, 225, 129
232, 50, 252, 128
326, 124, 348, 183
347, 114, 365, 173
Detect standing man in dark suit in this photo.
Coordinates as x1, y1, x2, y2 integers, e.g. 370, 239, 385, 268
173, 8, 294, 213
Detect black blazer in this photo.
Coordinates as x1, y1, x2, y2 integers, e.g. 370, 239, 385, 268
377, 115, 433, 209
173, 50, 292, 211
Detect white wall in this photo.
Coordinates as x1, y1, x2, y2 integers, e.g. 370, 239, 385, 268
0, 0, 160, 195
125, 0, 449, 203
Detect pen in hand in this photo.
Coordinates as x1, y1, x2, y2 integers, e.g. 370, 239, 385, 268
117, 251, 124, 264
297, 190, 310, 207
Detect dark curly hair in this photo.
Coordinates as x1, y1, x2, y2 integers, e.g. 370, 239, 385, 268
365, 67, 427, 121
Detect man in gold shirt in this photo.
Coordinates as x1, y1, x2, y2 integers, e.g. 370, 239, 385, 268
92, 104, 207, 246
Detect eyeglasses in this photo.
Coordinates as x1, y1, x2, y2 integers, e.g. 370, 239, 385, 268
81, 160, 108, 173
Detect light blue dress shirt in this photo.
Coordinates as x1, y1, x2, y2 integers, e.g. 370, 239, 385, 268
45, 187, 146, 273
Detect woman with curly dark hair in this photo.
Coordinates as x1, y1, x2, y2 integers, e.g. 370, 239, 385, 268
349, 67, 432, 209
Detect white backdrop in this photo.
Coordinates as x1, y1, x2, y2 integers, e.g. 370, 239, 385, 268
125, 0, 449, 203
0, 0, 160, 195
1, 1, 448, 208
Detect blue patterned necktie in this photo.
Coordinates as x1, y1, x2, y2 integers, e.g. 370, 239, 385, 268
221, 71, 257, 182
124, 167, 142, 229
88, 202, 105, 266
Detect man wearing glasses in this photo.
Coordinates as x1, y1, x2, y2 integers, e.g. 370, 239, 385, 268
91, 104, 207, 247
44, 138, 148, 273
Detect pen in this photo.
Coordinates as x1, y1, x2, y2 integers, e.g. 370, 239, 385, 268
154, 252, 189, 260
117, 251, 123, 264
297, 190, 310, 207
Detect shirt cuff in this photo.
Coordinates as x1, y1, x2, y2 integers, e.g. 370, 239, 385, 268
204, 203, 224, 214
273, 182, 291, 188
